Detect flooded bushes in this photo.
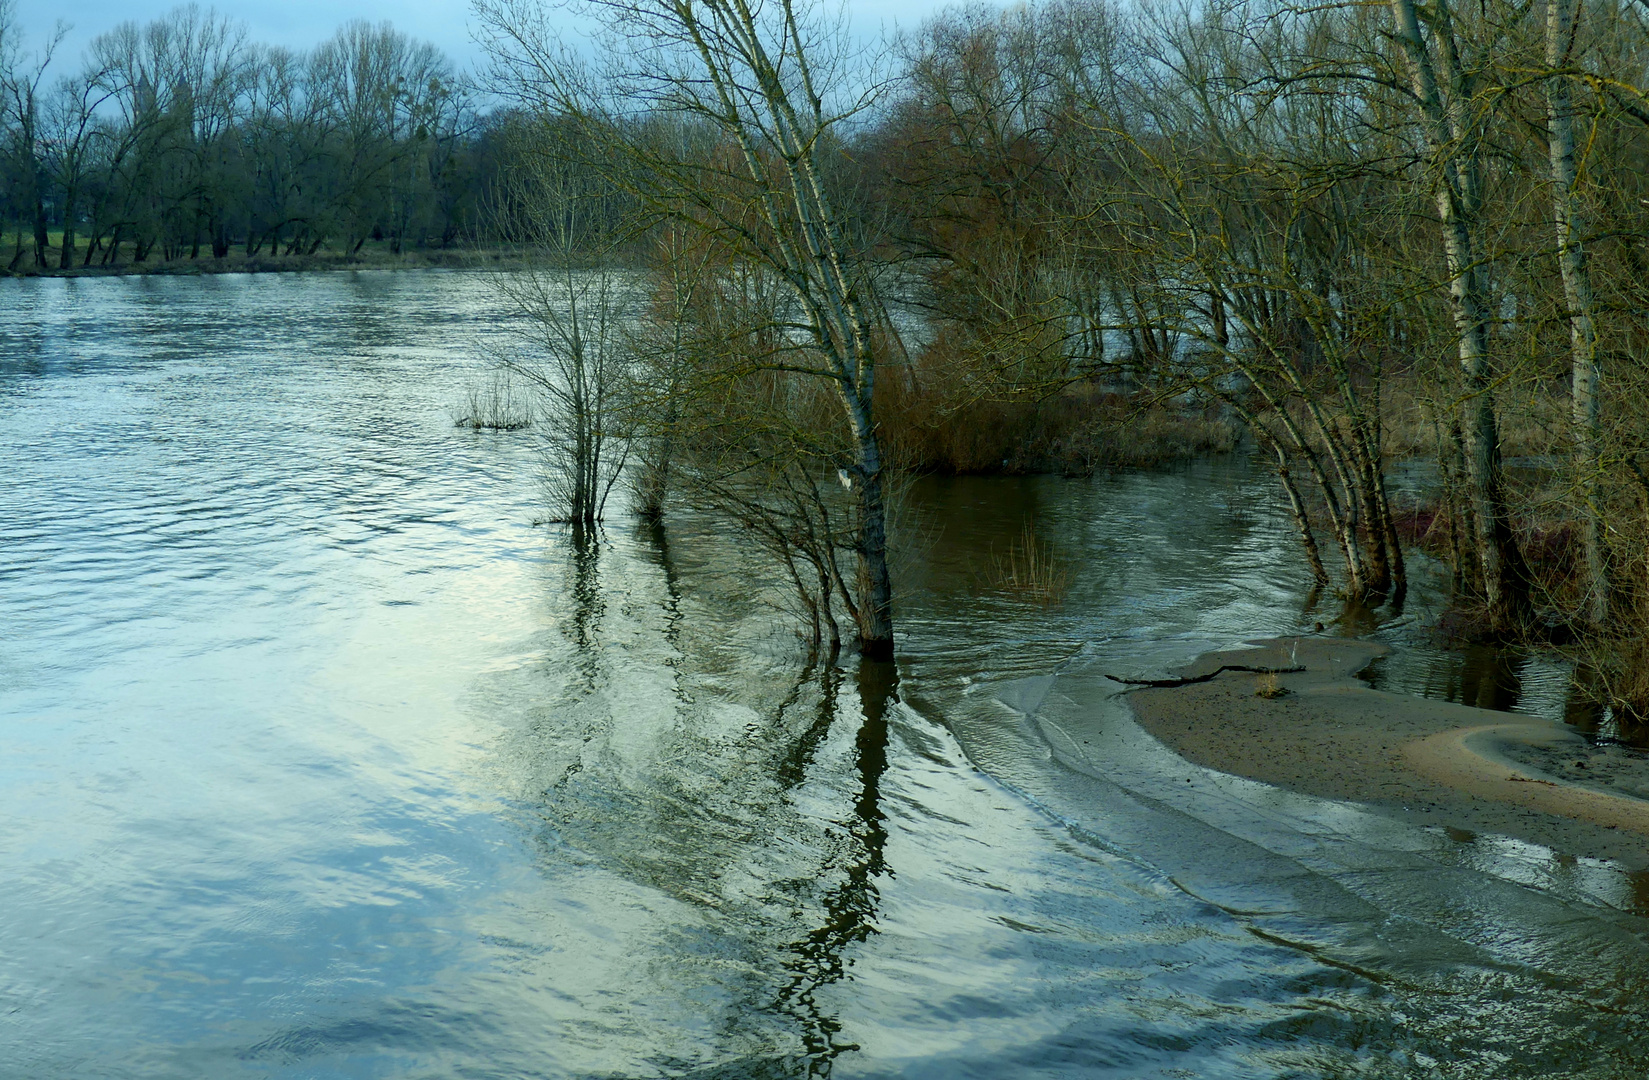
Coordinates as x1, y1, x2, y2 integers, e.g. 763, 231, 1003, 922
477, 0, 1649, 666
1393, 407, 1649, 725
876, 370, 1237, 476
454, 368, 535, 431
646, 364, 896, 658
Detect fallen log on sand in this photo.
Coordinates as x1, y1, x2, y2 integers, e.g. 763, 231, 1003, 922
1103, 664, 1305, 688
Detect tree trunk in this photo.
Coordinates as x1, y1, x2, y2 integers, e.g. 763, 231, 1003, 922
1375, 462, 1408, 602
1441, 412, 1478, 591
1229, 394, 1332, 588
1275, 444, 1331, 586
1546, 0, 1607, 626
32, 195, 48, 268
1347, 433, 1392, 597
1388, 0, 1528, 631
1366, 374, 1407, 599
1239, 370, 1368, 596
847, 397, 894, 659
817, 557, 841, 655
58, 199, 76, 271
784, 551, 823, 655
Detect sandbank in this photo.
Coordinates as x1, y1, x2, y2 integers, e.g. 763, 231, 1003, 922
1126, 637, 1649, 868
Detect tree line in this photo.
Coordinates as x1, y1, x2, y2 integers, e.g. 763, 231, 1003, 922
860, 0, 1649, 639
482, 0, 1649, 703
0, 1, 518, 269
865, 0, 1649, 710
16, 0, 1648, 706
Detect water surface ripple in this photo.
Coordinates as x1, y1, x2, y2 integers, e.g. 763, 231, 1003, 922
3, 272, 1647, 1078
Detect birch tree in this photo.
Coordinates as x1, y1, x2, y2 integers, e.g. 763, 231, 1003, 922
479, 0, 901, 657
1544, 0, 1606, 625
1385, 0, 1531, 630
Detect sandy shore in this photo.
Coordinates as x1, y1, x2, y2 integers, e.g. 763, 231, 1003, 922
1127, 637, 1649, 868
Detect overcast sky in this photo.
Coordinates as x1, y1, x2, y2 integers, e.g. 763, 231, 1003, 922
15, 0, 958, 73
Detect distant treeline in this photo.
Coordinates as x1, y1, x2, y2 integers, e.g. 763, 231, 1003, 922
0, 3, 539, 269
14, 0, 1649, 684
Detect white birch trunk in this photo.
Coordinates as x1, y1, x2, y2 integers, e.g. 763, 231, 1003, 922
1546, 0, 1607, 624
1388, 0, 1527, 628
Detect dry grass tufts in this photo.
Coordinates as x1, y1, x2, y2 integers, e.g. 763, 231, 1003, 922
1381, 374, 1570, 461
454, 368, 534, 431
1253, 673, 1290, 699
877, 371, 1237, 476
986, 523, 1073, 604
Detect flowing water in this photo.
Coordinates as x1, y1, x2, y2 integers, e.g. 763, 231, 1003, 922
4, 272, 1649, 1079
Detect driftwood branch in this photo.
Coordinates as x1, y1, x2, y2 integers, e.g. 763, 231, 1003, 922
1103, 664, 1305, 688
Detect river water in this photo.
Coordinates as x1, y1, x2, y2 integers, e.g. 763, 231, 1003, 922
4, 271, 1648, 1078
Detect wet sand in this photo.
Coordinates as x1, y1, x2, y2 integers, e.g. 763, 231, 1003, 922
1127, 637, 1649, 868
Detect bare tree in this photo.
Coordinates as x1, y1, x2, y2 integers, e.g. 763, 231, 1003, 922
491, 121, 632, 531
627, 219, 718, 520
42, 61, 117, 269
309, 21, 457, 255
0, 1, 64, 268
1385, 0, 1531, 630
479, 0, 902, 657
1543, 0, 1606, 625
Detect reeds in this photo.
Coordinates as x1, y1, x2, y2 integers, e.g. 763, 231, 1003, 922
1254, 673, 1290, 699
986, 523, 1072, 605
454, 368, 534, 431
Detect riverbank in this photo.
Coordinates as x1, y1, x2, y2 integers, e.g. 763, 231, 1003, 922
1127, 637, 1649, 868
4, 245, 525, 279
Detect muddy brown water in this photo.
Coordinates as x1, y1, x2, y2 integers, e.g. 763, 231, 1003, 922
4, 271, 1649, 1078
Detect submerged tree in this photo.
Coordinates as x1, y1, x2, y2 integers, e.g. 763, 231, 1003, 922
1544, 0, 1605, 626
491, 120, 632, 532
1383, 0, 1531, 631
625, 219, 717, 522
479, 0, 903, 658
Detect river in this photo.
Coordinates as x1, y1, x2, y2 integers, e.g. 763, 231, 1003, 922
3, 271, 1647, 1078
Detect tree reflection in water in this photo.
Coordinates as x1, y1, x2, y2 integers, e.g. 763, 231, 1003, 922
640, 517, 686, 658
770, 658, 897, 1075
565, 523, 607, 693
519, 520, 904, 1075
